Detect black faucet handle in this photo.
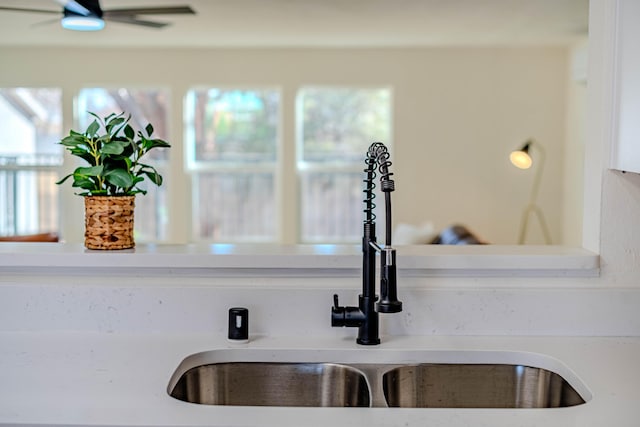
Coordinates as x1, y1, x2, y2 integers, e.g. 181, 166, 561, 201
331, 294, 344, 326
331, 294, 365, 327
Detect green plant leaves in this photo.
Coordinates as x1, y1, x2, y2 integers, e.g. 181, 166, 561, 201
75, 165, 103, 176
139, 164, 163, 186
124, 124, 135, 139
57, 111, 171, 196
104, 169, 134, 188
142, 138, 171, 152
86, 119, 100, 137
59, 131, 86, 147
105, 116, 126, 135
101, 140, 127, 155
68, 165, 103, 191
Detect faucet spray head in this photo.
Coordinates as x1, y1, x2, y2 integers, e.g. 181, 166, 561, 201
376, 247, 403, 313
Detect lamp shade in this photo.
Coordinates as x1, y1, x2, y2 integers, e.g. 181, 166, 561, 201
509, 142, 532, 169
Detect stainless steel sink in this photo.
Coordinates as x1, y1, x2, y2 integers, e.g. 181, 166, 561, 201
170, 362, 370, 407
383, 364, 585, 408
168, 349, 589, 409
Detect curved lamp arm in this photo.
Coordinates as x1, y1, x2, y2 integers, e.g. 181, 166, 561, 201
511, 139, 552, 245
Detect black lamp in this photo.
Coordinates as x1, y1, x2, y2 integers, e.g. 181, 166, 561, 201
509, 139, 552, 244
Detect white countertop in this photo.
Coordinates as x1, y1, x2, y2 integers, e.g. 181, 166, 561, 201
0, 242, 629, 427
1, 333, 638, 427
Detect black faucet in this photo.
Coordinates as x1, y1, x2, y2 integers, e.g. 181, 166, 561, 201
331, 142, 402, 345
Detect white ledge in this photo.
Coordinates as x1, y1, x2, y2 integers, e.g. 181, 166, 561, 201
0, 243, 599, 278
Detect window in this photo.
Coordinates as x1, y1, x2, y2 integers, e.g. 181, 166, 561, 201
185, 88, 280, 242
0, 88, 62, 237
297, 87, 392, 243
1, 85, 392, 244
77, 88, 170, 242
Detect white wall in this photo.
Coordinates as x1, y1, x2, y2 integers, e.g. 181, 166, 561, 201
0, 46, 577, 244
599, 170, 640, 285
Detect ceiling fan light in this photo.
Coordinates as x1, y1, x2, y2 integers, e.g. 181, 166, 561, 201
61, 15, 105, 31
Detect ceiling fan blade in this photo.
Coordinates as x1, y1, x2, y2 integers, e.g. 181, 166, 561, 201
103, 6, 195, 16
2, 2, 193, 30
0, 7, 59, 15
31, 17, 61, 28
104, 15, 169, 28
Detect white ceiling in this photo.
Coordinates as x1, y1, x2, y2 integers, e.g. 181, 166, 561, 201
0, 0, 589, 48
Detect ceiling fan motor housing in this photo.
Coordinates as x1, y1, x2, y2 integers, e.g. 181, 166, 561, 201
64, 0, 103, 18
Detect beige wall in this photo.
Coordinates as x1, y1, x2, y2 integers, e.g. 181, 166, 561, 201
0, 46, 579, 244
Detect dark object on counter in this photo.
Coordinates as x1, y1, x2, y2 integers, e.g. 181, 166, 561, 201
431, 225, 485, 245
228, 307, 249, 341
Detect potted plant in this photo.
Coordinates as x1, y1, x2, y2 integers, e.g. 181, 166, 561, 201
57, 111, 171, 250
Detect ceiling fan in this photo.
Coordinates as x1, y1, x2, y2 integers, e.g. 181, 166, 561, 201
0, 0, 195, 31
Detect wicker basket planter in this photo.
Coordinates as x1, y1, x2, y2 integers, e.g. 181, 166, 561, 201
84, 196, 135, 250
57, 112, 169, 248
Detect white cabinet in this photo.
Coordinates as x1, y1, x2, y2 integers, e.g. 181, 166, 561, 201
610, 0, 640, 173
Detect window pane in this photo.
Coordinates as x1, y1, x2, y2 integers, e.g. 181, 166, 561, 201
299, 87, 391, 163
77, 88, 170, 242
194, 172, 275, 241
186, 88, 280, 242
300, 172, 362, 243
297, 87, 391, 243
187, 88, 279, 164
0, 88, 62, 236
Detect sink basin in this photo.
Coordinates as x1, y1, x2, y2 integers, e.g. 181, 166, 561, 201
383, 364, 585, 408
168, 349, 589, 408
170, 362, 370, 407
